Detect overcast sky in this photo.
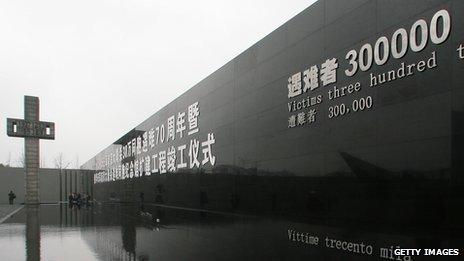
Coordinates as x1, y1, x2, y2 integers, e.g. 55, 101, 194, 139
0, 0, 315, 168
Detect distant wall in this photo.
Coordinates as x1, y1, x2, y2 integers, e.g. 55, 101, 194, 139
0, 166, 94, 204
0, 166, 25, 203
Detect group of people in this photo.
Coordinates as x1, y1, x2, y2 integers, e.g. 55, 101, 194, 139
68, 192, 92, 207
6, 190, 93, 206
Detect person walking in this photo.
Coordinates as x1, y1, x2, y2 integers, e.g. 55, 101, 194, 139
8, 190, 16, 205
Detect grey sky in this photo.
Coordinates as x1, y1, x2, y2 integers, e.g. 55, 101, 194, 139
0, 0, 315, 168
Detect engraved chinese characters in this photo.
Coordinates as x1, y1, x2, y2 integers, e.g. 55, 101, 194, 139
287, 58, 339, 98
94, 101, 216, 183
286, 9, 452, 127
287, 58, 337, 128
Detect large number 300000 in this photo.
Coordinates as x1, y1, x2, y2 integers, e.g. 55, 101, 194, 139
345, 9, 450, 77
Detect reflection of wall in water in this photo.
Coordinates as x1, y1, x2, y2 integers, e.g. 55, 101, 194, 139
80, 205, 140, 261
82, 227, 137, 261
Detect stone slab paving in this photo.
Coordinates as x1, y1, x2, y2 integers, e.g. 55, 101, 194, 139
0, 204, 23, 224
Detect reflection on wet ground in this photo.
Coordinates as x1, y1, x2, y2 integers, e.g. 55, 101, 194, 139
0, 203, 462, 261
0, 204, 100, 261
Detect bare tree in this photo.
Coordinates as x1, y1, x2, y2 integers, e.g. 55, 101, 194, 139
6, 152, 12, 167
16, 149, 25, 167
54, 153, 70, 203
40, 157, 46, 168
74, 155, 80, 169
54, 153, 70, 170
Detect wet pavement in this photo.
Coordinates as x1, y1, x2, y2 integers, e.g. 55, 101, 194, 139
0, 204, 99, 261
0, 204, 23, 223
0, 203, 462, 261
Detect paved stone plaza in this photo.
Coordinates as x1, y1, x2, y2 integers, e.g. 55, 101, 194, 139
0, 205, 23, 224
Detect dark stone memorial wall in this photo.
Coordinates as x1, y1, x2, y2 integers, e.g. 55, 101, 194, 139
83, 0, 464, 259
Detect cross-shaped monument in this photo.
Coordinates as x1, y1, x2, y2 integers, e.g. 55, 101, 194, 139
6, 96, 55, 204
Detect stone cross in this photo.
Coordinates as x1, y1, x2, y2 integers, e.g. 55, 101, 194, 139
6, 96, 55, 204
